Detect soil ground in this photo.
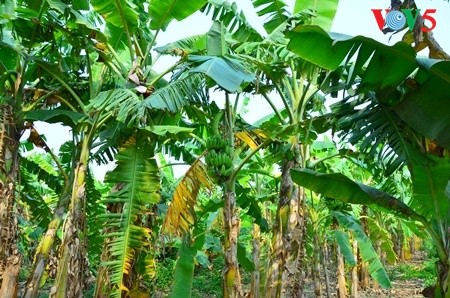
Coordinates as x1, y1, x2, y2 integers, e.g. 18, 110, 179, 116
360, 250, 429, 298
303, 250, 431, 298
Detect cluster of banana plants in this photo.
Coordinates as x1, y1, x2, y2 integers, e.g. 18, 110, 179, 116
1, 0, 450, 297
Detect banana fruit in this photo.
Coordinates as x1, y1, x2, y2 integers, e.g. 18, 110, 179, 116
206, 136, 228, 151
205, 136, 234, 181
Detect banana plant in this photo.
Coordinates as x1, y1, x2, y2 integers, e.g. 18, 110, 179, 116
0, 98, 22, 297
233, 1, 343, 295
1, 0, 219, 296
287, 20, 450, 296
155, 2, 341, 294
304, 140, 398, 294
0, 0, 33, 293
291, 163, 450, 296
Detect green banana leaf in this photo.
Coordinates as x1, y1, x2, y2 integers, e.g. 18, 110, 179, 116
91, 0, 138, 33
169, 237, 197, 298
294, 0, 340, 31
154, 35, 207, 56
334, 212, 391, 288
101, 136, 161, 298
251, 0, 289, 34
203, 0, 262, 43
150, 0, 208, 31
394, 62, 450, 147
286, 25, 450, 147
25, 109, 86, 128
188, 55, 255, 93
238, 243, 255, 272
143, 125, 194, 136
290, 168, 426, 223
207, 21, 227, 56
332, 230, 356, 266
365, 217, 397, 264
287, 26, 417, 86
410, 156, 450, 222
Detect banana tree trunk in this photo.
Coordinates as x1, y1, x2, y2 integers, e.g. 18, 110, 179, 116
25, 141, 74, 298
24, 208, 64, 298
50, 140, 90, 298
249, 223, 260, 298
223, 184, 243, 298
437, 261, 450, 298
292, 186, 307, 297
24, 192, 71, 298
93, 244, 111, 298
350, 238, 358, 298
321, 241, 332, 298
359, 206, 369, 289
283, 182, 302, 295
265, 157, 303, 297
409, 236, 416, 255
333, 220, 347, 298
312, 231, 322, 297
0, 104, 21, 297
336, 242, 347, 298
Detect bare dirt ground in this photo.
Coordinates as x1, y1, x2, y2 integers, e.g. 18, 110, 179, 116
303, 250, 431, 298
360, 251, 430, 298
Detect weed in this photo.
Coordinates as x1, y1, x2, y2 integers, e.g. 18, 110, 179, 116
390, 258, 437, 287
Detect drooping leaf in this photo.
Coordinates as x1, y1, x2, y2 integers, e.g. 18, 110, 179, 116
294, 0, 340, 31
188, 55, 255, 93
334, 211, 391, 288
149, 0, 208, 31
287, 26, 417, 89
332, 230, 356, 266
0, 42, 19, 71
20, 153, 62, 193
207, 21, 227, 56
19, 154, 62, 227
410, 156, 450, 222
235, 131, 259, 150
144, 125, 194, 136
169, 236, 197, 298
162, 159, 212, 236
395, 60, 450, 148
195, 251, 211, 268
290, 168, 425, 222
235, 181, 272, 232
88, 89, 144, 125
144, 73, 207, 113
331, 92, 427, 175
237, 242, 255, 272
100, 135, 160, 298
45, 0, 100, 31
364, 216, 397, 264
25, 109, 86, 127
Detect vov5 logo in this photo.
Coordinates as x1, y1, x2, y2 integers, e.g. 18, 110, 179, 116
371, 9, 437, 32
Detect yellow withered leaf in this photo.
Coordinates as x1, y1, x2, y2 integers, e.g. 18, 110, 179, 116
235, 131, 259, 150
94, 42, 107, 51
162, 159, 212, 236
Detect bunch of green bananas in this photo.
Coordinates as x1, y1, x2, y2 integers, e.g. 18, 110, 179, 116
205, 136, 233, 179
